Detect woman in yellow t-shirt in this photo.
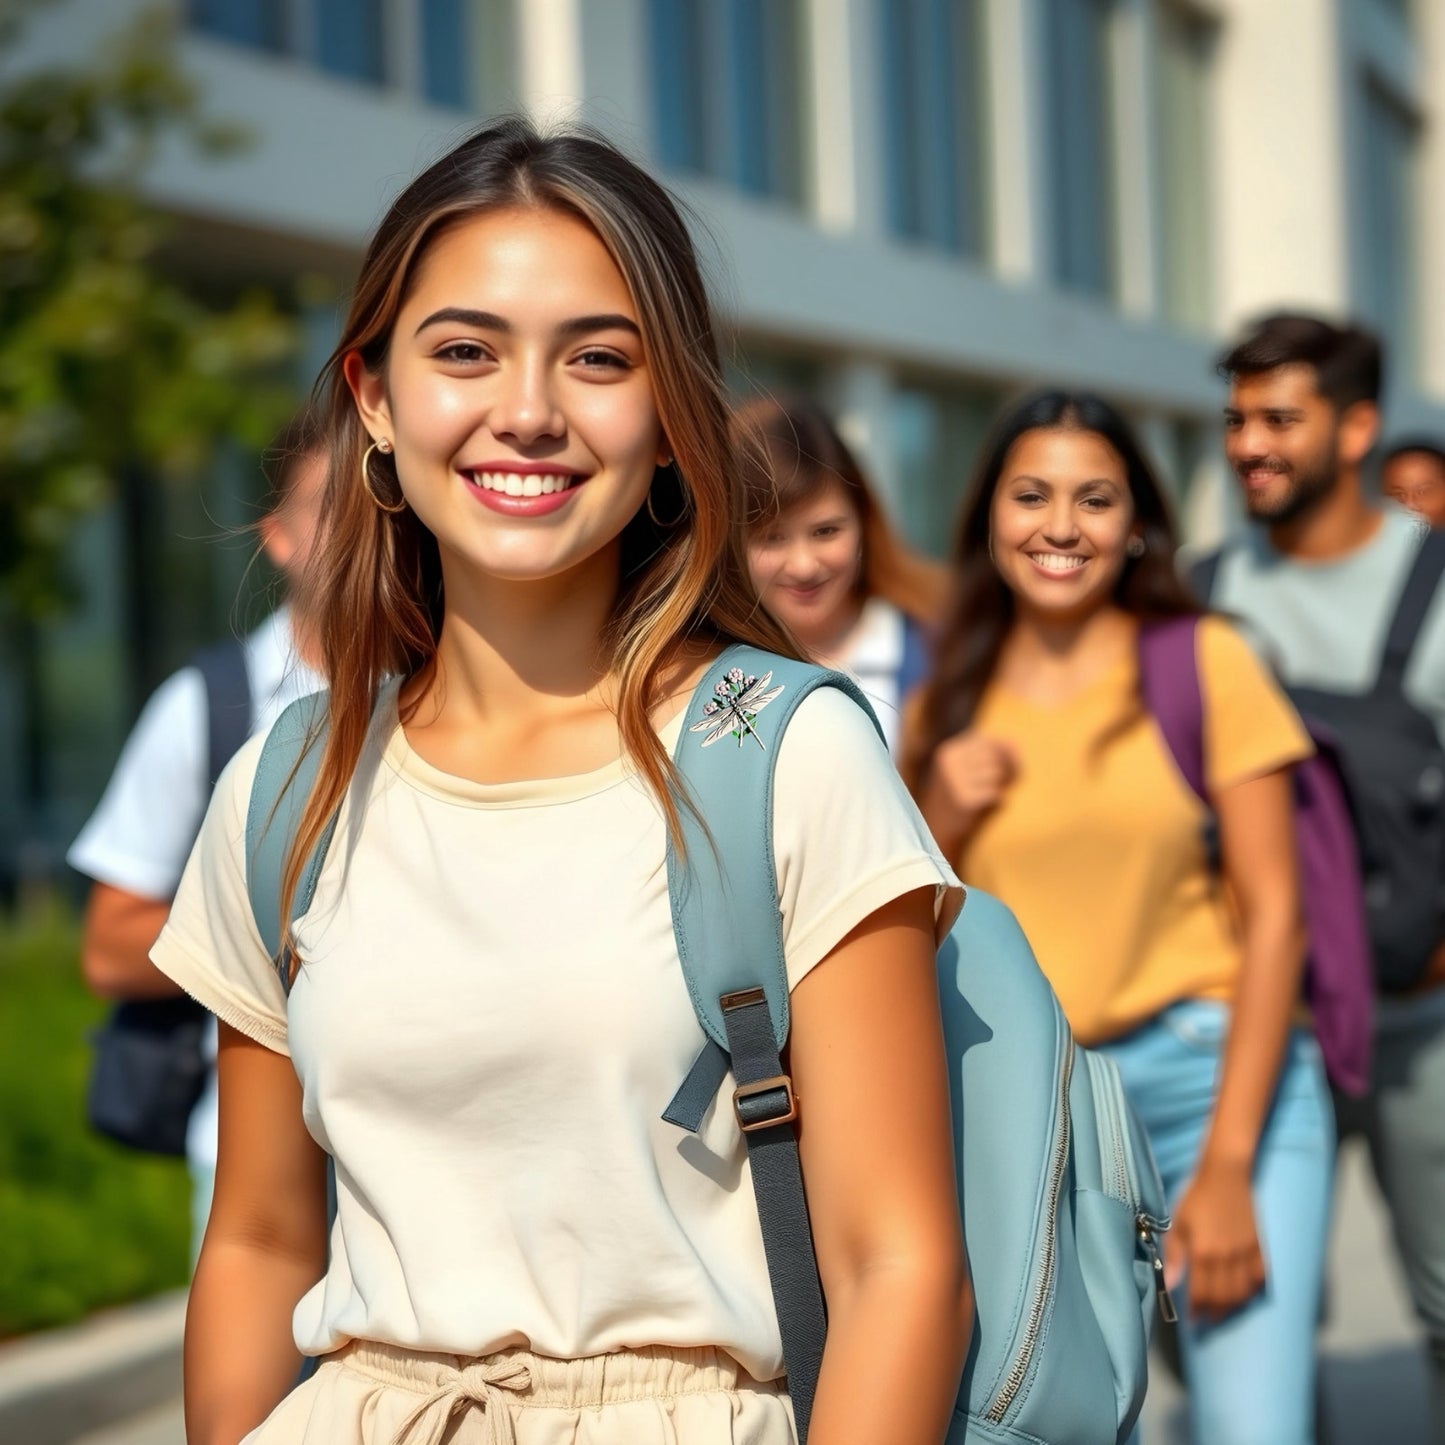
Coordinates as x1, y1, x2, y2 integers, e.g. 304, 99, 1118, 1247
908, 389, 1333, 1445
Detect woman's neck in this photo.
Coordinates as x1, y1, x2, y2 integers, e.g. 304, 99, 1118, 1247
995, 602, 1137, 705
799, 592, 867, 666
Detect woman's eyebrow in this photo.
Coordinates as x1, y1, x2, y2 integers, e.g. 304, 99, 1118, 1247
413, 307, 641, 339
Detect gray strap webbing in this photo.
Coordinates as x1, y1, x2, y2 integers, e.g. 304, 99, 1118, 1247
1380, 528, 1445, 684
192, 638, 252, 790
721, 991, 826, 1444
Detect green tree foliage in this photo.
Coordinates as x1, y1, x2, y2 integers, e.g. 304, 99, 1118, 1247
0, 4, 300, 621
0, 904, 190, 1335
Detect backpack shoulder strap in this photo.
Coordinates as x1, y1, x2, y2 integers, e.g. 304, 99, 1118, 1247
1187, 547, 1225, 608
192, 638, 253, 790
1380, 527, 1445, 686
1138, 616, 1207, 804
663, 643, 879, 1443
245, 690, 337, 992
665, 643, 880, 1058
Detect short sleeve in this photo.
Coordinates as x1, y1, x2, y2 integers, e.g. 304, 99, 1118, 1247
67, 667, 209, 900
149, 730, 290, 1055
771, 687, 962, 992
1199, 615, 1313, 794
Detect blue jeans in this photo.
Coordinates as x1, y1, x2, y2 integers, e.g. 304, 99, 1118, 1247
1100, 1000, 1335, 1445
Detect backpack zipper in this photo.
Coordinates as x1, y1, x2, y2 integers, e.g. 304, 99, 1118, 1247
1085, 1051, 1133, 1207
1088, 1055, 1178, 1325
1137, 1214, 1177, 1323
983, 1034, 1075, 1424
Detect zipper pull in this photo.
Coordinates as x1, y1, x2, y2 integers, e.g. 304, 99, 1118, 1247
1137, 1215, 1178, 1324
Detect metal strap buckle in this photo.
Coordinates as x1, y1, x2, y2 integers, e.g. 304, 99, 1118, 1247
733, 1074, 799, 1133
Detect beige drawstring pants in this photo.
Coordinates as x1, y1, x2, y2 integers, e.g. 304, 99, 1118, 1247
240, 1339, 796, 1444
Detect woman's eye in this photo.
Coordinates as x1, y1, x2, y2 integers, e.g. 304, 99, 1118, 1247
1015, 491, 1045, 506
575, 348, 630, 371
814, 525, 839, 539
1081, 495, 1112, 511
435, 341, 490, 365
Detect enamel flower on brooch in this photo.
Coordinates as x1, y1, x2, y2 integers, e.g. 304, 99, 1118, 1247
690, 667, 785, 749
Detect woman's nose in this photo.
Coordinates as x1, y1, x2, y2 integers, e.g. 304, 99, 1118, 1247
489, 360, 564, 446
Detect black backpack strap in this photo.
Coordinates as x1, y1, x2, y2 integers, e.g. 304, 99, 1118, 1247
191, 639, 253, 789
1187, 548, 1224, 608
1380, 529, 1445, 686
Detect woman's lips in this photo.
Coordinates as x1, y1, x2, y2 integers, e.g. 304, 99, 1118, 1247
461, 468, 587, 517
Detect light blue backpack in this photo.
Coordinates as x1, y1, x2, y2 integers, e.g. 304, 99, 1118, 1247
246, 645, 1171, 1443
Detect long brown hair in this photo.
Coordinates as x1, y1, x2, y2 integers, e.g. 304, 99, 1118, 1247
735, 395, 948, 626
912, 388, 1198, 784
279, 118, 797, 961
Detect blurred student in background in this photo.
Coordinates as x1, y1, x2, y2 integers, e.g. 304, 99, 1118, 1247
1382, 436, 1445, 529
907, 389, 1332, 1445
1205, 314, 1445, 1444
738, 395, 946, 755
69, 412, 327, 1257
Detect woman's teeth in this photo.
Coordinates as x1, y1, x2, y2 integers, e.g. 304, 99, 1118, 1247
472, 471, 576, 497
1030, 552, 1086, 572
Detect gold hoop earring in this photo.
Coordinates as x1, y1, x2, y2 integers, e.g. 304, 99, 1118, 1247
646, 463, 688, 527
361, 440, 406, 514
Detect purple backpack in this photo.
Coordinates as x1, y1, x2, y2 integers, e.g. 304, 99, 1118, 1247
1139, 616, 1373, 1096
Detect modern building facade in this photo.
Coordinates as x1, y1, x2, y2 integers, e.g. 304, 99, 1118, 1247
3, 0, 1444, 893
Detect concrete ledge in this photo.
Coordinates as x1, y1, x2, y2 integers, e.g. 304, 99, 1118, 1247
0, 1291, 185, 1445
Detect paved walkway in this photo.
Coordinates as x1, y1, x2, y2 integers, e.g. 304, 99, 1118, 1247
73, 1141, 1432, 1444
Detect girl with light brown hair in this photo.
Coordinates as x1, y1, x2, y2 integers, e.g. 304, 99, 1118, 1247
149, 119, 968, 1445
737, 396, 947, 755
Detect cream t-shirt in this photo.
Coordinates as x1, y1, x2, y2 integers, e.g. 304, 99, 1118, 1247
152, 682, 959, 1381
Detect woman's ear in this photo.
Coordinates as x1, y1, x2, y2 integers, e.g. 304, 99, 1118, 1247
343, 350, 393, 444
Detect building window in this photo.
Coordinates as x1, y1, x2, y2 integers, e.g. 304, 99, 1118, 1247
420, 0, 469, 109
313, 0, 385, 84
190, 0, 508, 108
189, 0, 287, 50
648, 0, 809, 205
1041, 0, 1117, 296
892, 378, 1002, 555
1358, 77, 1419, 371
878, 0, 988, 257
1156, 3, 1216, 330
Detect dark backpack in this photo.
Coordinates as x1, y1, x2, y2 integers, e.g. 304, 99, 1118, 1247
1192, 530, 1445, 994
1139, 617, 1374, 1095
85, 639, 252, 1155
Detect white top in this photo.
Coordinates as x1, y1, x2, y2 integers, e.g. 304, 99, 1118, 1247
1212, 508, 1445, 746
151, 682, 959, 1377
832, 597, 916, 758
69, 609, 323, 1170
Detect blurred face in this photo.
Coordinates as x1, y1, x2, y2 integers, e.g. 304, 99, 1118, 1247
346, 206, 667, 588
988, 428, 1138, 620
1222, 364, 1341, 524
260, 449, 328, 582
747, 481, 863, 645
1383, 450, 1445, 529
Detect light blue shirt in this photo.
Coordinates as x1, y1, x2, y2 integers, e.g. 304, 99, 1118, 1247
1211, 508, 1445, 749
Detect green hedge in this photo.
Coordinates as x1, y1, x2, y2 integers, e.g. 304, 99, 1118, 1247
0, 907, 190, 1337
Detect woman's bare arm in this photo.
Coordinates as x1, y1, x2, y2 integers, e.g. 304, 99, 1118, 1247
1169, 766, 1305, 1316
789, 888, 971, 1445
186, 1023, 329, 1445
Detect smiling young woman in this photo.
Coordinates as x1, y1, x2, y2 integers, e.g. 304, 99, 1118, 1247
907, 389, 1335, 1445
147, 120, 969, 1445
736, 396, 946, 757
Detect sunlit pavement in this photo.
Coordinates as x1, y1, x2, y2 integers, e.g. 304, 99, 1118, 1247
74, 1141, 1430, 1445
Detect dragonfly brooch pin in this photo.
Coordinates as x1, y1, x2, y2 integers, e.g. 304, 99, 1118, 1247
690, 667, 785, 749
